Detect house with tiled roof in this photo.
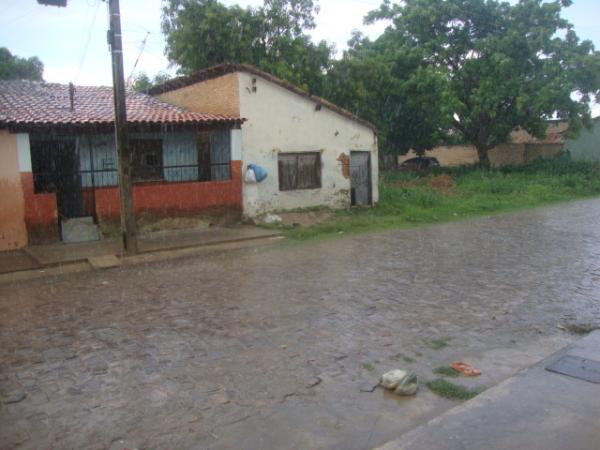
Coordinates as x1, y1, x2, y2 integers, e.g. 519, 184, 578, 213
0, 80, 244, 250
149, 64, 379, 218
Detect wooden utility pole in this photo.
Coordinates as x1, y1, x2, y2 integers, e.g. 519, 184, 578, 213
107, 0, 138, 254
37, 0, 137, 253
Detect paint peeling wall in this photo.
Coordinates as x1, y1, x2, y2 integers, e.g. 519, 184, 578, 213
237, 71, 379, 217
0, 130, 27, 250
15, 133, 59, 243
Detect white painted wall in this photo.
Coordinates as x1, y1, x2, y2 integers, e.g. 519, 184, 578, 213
231, 129, 242, 161
238, 71, 378, 217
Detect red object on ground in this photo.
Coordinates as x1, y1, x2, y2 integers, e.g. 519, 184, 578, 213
451, 361, 482, 377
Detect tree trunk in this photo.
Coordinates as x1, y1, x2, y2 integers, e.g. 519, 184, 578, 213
476, 146, 491, 169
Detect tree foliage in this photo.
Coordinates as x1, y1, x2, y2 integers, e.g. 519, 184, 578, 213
160, 0, 600, 167
324, 32, 455, 157
161, 0, 332, 91
0, 47, 44, 81
362, 0, 600, 166
129, 71, 172, 92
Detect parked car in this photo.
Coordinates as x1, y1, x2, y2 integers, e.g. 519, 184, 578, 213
399, 156, 440, 171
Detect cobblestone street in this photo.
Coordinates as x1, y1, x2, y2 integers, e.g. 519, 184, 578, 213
1, 199, 600, 450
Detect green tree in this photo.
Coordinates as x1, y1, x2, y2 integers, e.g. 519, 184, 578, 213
0, 47, 44, 81
161, 0, 333, 92
130, 71, 172, 92
325, 32, 454, 159
365, 0, 600, 167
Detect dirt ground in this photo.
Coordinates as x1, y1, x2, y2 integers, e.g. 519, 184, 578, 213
99, 210, 241, 238
1, 199, 600, 450
277, 209, 334, 227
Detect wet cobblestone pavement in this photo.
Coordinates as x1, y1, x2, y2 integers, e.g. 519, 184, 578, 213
1, 199, 600, 450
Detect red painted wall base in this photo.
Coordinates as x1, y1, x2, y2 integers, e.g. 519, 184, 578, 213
20, 172, 58, 243
21, 161, 243, 242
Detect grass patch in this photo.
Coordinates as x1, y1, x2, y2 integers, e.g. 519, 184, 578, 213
560, 323, 600, 335
426, 378, 483, 400
269, 156, 600, 241
432, 366, 460, 377
425, 337, 452, 350
361, 362, 376, 372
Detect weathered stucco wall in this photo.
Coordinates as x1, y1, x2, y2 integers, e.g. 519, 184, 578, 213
489, 143, 526, 166
523, 143, 564, 161
398, 122, 566, 168
156, 73, 240, 117
0, 130, 27, 250
399, 143, 563, 168
399, 145, 480, 167
237, 71, 378, 217
16, 133, 59, 243
18, 130, 242, 242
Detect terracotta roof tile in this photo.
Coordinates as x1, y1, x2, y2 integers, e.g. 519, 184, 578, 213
0, 80, 242, 128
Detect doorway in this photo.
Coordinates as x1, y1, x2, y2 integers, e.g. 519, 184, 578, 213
350, 151, 372, 206
31, 138, 86, 219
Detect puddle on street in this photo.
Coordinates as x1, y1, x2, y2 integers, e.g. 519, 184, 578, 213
1, 199, 600, 449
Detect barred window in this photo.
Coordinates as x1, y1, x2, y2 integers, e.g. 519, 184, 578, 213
197, 129, 231, 181
131, 139, 163, 182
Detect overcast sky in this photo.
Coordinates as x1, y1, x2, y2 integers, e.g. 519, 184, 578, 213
1, 0, 599, 97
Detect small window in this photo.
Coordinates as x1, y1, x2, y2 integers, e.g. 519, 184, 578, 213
131, 139, 163, 182
278, 152, 321, 191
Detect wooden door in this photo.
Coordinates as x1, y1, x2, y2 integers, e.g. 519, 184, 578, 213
350, 151, 371, 206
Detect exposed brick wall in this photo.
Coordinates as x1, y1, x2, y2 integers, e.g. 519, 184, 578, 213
156, 73, 240, 117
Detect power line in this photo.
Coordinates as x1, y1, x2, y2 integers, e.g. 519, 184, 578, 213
127, 31, 150, 84
75, 0, 102, 84
0, 5, 39, 29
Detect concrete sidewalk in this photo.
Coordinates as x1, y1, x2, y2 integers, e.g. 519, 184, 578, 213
25, 225, 280, 266
377, 331, 600, 450
0, 225, 282, 282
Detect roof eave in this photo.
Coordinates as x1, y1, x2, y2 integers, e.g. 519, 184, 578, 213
148, 64, 378, 133
1, 118, 245, 134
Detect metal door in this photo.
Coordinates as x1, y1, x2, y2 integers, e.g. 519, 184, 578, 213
53, 140, 86, 218
350, 151, 372, 206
